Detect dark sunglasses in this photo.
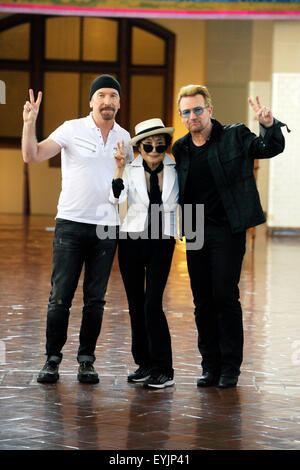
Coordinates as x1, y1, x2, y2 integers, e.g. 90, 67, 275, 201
142, 143, 167, 154
180, 106, 208, 118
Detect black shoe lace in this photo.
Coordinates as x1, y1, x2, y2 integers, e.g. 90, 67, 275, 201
80, 361, 94, 372
45, 361, 58, 371
137, 366, 150, 375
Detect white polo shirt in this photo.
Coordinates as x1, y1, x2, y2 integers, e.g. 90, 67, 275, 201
49, 113, 133, 225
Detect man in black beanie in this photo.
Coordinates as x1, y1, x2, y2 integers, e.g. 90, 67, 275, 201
22, 75, 133, 384
88, 74, 122, 134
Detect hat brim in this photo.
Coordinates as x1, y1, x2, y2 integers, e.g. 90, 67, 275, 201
130, 127, 174, 146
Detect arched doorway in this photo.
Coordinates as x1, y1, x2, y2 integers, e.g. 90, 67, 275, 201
0, 14, 175, 213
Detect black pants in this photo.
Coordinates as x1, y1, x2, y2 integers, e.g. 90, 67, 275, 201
118, 237, 175, 377
46, 219, 117, 364
186, 223, 246, 377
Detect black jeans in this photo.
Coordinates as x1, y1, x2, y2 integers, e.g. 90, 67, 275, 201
46, 219, 117, 364
186, 223, 246, 377
118, 237, 175, 377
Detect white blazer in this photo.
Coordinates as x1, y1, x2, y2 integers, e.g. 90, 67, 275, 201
109, 154, 179, 238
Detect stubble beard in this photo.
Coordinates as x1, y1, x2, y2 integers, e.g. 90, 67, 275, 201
189, 119, 204, 134
189, 118, 212, 138
99, 106, 115, 121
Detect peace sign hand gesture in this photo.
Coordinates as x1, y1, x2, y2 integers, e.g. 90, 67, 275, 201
23, 89, 43, 124
248, 96, 274, 128
114, 140, 126, 178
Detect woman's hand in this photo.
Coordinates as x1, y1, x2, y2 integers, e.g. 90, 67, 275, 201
114, 140, 126, 178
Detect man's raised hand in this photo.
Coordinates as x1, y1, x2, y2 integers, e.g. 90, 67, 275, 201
248, 96, 274, 128
23, 89, 42, 124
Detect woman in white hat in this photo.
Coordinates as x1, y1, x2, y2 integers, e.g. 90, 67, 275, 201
110, 118, 179, 389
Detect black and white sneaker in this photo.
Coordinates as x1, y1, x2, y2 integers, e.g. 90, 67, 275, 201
37, 360, 59, 383
143, 373, 175, 389
128, 366, 151, 383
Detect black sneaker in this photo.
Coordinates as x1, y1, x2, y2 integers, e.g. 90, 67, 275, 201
128, 366, 151, 383
143, 373, 175, 389
37, 360, 59, 383
77, 361, 99, 384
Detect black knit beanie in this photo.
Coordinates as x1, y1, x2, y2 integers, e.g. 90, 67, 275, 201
89, 75, 121, 100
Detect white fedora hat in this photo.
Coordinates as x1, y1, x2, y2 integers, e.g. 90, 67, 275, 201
130, 118, 174, 146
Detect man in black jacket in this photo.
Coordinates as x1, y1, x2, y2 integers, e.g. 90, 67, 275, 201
172, 84, 288, 388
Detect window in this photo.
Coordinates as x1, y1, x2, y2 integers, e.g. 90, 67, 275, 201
0, 15, 174, 146
0, 14, 175, 212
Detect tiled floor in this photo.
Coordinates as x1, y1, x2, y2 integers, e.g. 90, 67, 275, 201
0, 215, 300, 451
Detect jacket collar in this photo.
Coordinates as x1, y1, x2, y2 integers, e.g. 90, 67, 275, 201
129, 154, 176, 205
178, 118, 223, 148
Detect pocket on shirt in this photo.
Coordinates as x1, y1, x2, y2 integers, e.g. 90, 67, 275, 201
221, 151, 253, 183
73, 136, 97, 157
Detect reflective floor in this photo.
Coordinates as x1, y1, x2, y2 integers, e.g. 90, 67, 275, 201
0, 215, 300, 451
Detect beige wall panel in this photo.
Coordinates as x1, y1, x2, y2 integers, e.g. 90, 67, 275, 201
206, 20, 252, 85
0, 70, 29, 138
0, 149, 23, 213
250, 21, 273, 82
273, 22, 300, 74
29, 162, 61, 216
130, 75, 164, 137
206, 20, 252, 127
154, 19, 207, 142
208, 84, 248, 125
0, 149, 61, 216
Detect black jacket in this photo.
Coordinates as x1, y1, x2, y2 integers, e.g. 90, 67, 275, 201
172, 118, 288, 234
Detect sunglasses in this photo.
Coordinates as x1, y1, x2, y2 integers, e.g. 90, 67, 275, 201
142, 143, 167, 154
180, 106, 208, 118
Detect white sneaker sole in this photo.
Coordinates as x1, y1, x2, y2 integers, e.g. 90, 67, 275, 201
144, 379, 175, 389
128, 375, 151, 383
